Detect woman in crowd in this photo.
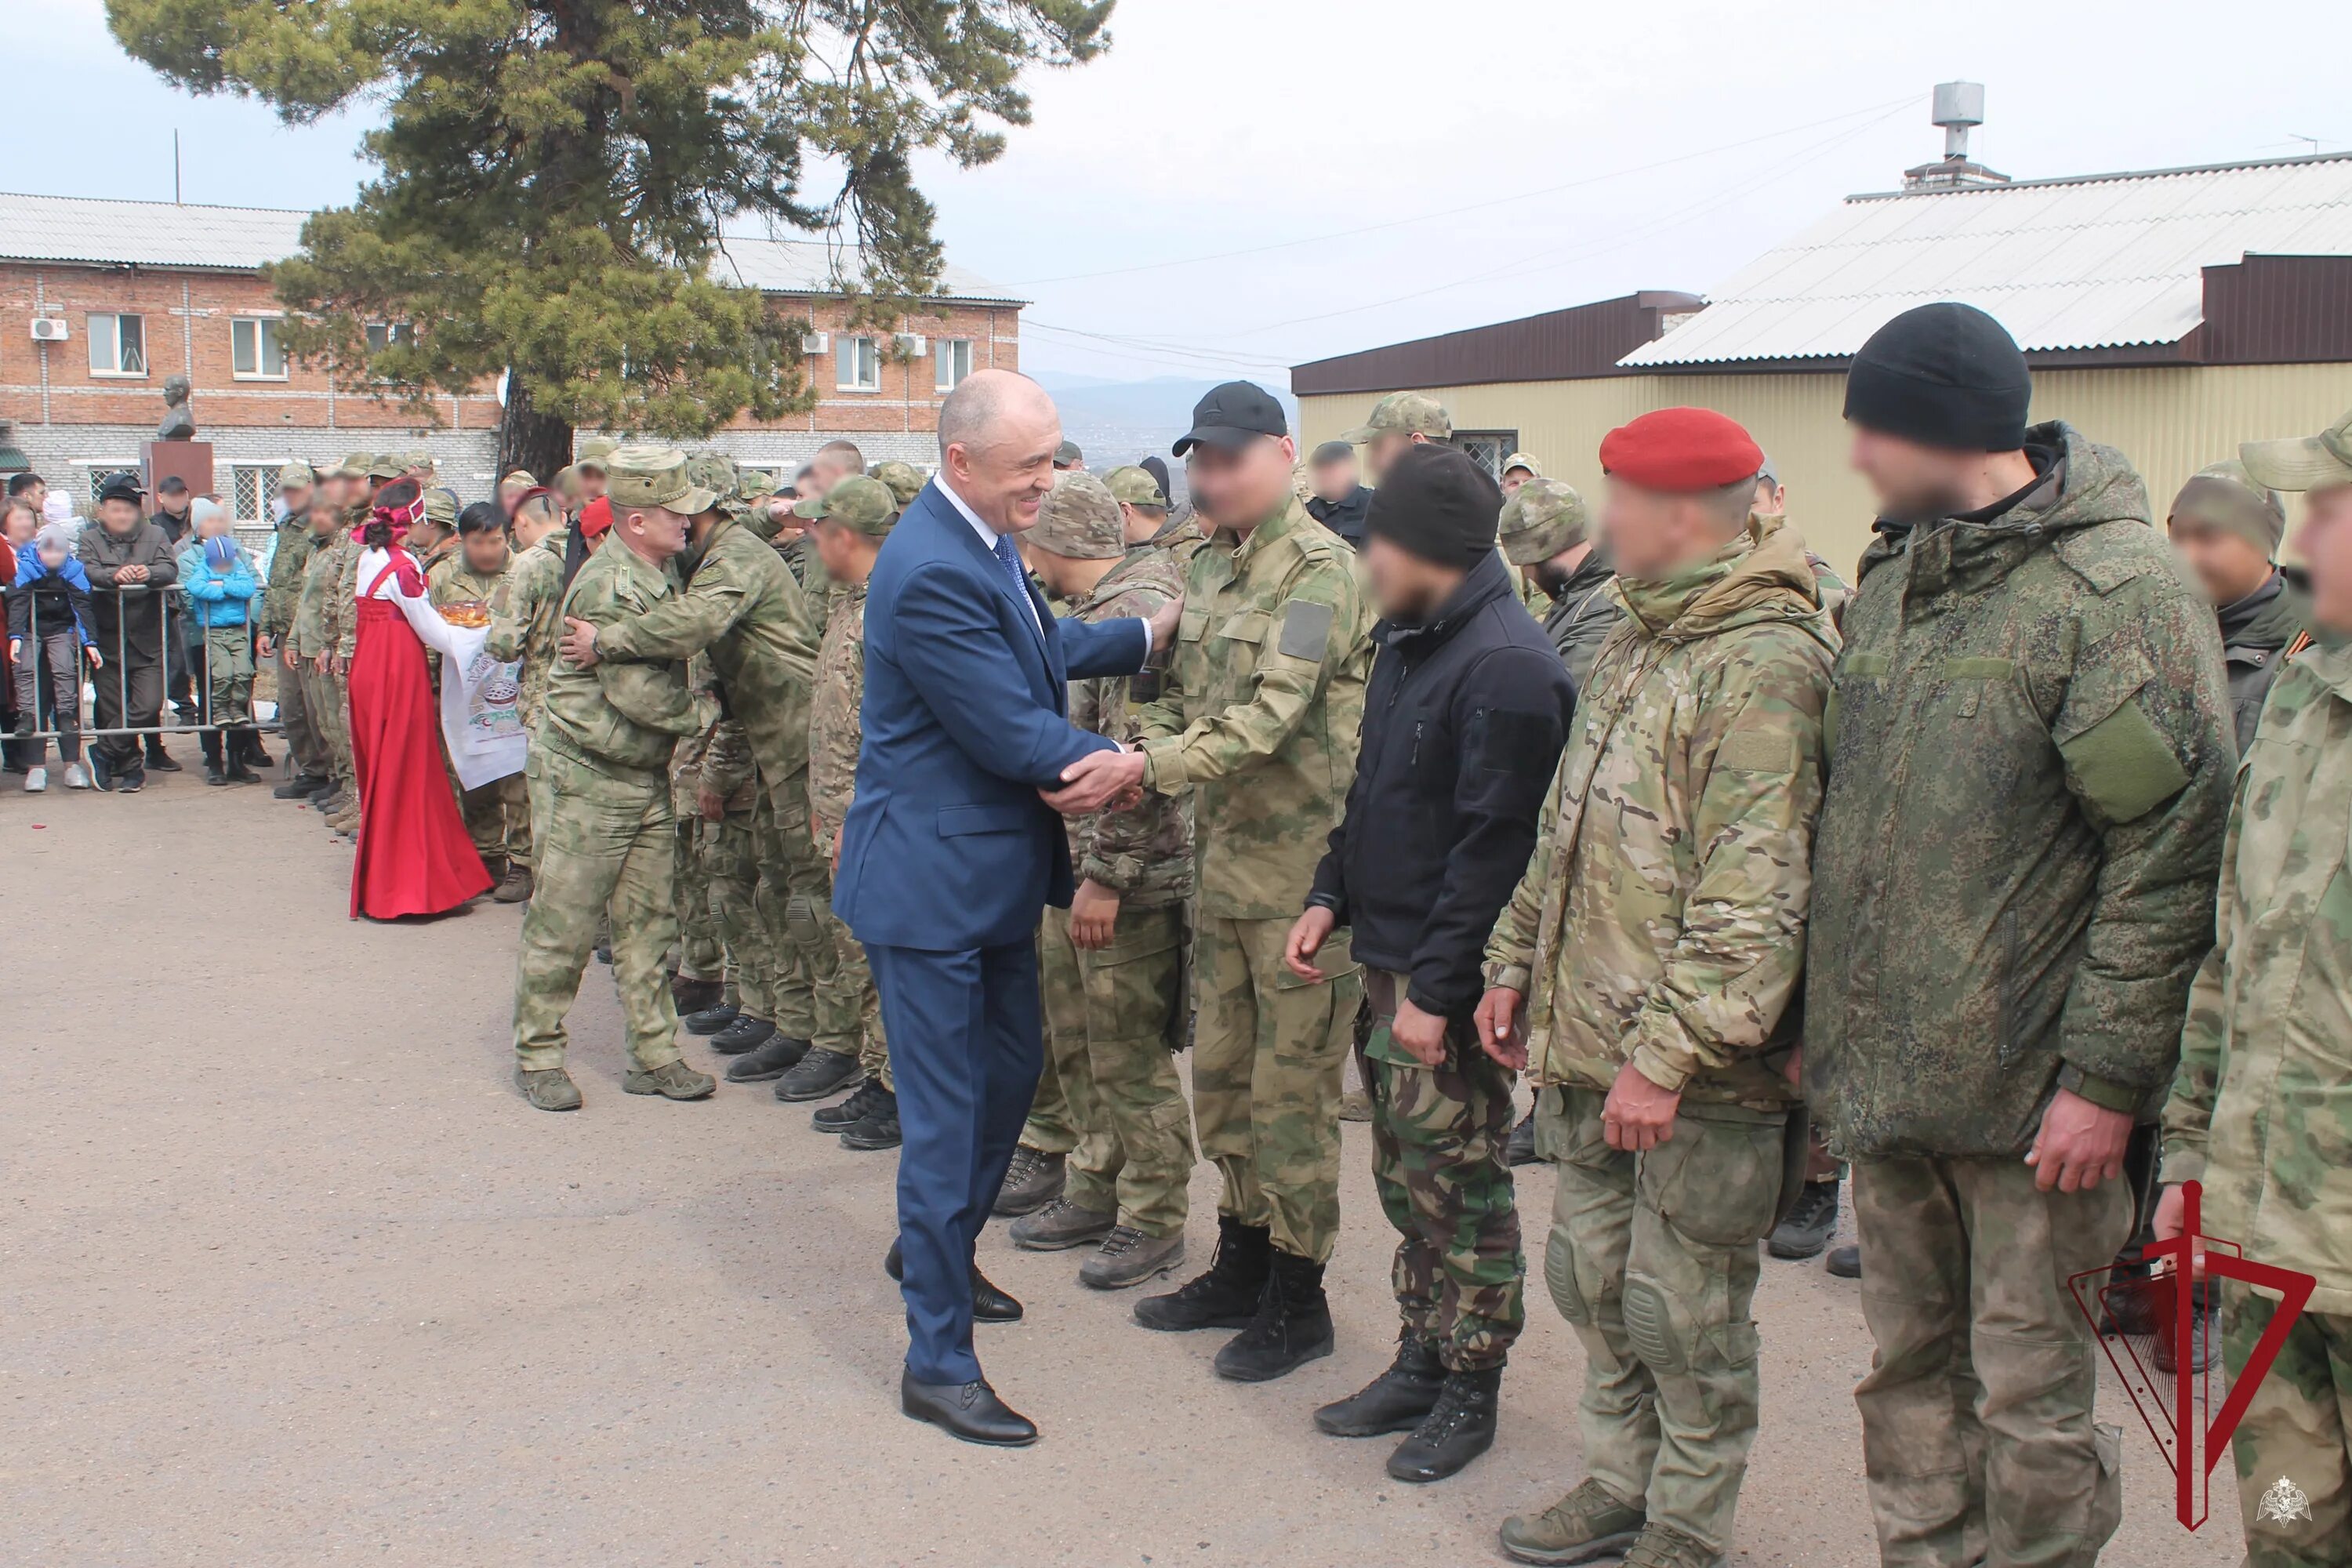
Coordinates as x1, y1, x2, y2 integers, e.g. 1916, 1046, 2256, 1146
345, 478, 492, 920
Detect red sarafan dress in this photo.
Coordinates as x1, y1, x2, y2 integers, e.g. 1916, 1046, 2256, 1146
345, 540, 492, 920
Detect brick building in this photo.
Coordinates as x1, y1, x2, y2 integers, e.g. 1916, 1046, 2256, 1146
0, 191, 1025, 520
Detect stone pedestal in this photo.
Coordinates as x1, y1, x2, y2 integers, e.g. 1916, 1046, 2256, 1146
142, 440, 214, 512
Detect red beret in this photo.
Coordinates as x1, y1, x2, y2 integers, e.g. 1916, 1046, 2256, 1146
1599, 407, 1765, 492
578, 496, 613, 539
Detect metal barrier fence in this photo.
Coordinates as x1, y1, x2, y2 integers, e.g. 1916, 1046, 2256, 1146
6, 579, 288, 752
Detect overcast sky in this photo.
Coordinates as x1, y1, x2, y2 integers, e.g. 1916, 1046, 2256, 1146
15, 0, 2346, 384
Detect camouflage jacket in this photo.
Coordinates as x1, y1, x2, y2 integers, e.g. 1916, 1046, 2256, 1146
260, 515, 321, 641
1486, 515, 1837, 1107
1137, 496, 1372, 920
807, 582, 868, 851
1147, 510, 1210, 575
590, 514, 820, 789
672, 655, 757, 818
777, 534, 832, 640
1806, 425, 2236, 1159
485, 532, 567, 729
1067, 546, 1193, 907
425, 550, 507, 686
2216, 570, 2313, 753
1537, 549, 1623, 691
292, 531, 358, 662
2161, 640, 2352, 1315
536, 541, 707, 781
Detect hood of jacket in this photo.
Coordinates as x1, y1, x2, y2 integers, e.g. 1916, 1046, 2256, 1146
1613, 512, 1824, 643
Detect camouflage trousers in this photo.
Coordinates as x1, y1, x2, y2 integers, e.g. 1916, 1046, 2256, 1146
1363, 970, 1522, 1372
833, 907, 888, 1090
2224, 1290, 2352, 1567
1034, 903, 1195, 1237
1849, 1155, 2132, 1568
274, 651, 328, 779
512, 743, 683, 1076
1539, 1084, 1788, 1554
460, 771, 530, 869
1192, 915, 1359, 1265
707, 798, 778, 1022
757, 771, 854, 1054
1023, 1037, 1079, 1154
301, 662, 354, 797
672, 815, 724, 984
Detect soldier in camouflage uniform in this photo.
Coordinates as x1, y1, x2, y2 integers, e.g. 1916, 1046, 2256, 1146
1807, 308, 2235, 1568
1480, 411, 1835, 1568
2158, 417, 2352, 1568
799, 476, 902, 1149
485, 485, 579, 901
1498, 477, 1618, 691
665, 680, 729, 1014
1098, 383, 1370, 1384
427, 503, 532, 896
293, 452, 374, 834
871, 459, 926, 510
510, 447, 721, 1112
1341, 390, 1454, 483
257, 460, 332, 795
993, 474, 1200, 1290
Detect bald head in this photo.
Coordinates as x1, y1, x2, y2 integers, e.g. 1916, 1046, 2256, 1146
938, 369, 1062, 535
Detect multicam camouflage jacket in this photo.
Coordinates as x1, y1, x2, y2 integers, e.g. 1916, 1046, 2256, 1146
1485, 514, 1837, 1108
589, 514, 820, 787
1806, 425, 2235, 1160
1136, 496, 1373, 920
1066, 546, 1193, 908
321, 505, 375, 661
536, 541, 708, 780
1146, 509, 1210, 575
807, 582, 868, 852
485, 531, 567, 729
260, 514, 321, 641
292, 528, 358, 662
2162, 639, 2352, 1315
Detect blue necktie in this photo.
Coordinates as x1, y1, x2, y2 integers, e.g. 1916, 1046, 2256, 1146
993, 534, 1038, 637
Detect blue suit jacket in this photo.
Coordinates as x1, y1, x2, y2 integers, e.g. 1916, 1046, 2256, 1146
833, 481, 1149, 951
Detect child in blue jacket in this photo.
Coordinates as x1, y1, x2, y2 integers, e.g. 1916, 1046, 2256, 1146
179, 517, 261, 784
8, 523, 101, 791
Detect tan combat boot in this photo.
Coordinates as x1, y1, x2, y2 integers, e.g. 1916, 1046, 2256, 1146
1621, 1523, 1722, 1568
516, 1067, 583, 1112
1498, 1478, 1646, 1565
625, 1060, 717, 1100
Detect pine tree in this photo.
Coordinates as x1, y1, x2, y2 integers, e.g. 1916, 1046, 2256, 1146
107, 0, 1111, 475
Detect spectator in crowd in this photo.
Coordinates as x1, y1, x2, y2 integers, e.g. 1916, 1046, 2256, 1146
1344, 391, 1454, 483
5, 471, 43, 518
574, 437, 617, 506
9, 517, 100, 792
179, 503, 262, 786
497, 470, 537, 517
151, 476, 202, 731
809, 440, 866, 493
275, 462, 315, 524
2165, 460, 2314, 751
1138, 455, 1173, 503
1054, 439, 1085, 472
0, 497, 24, 771
561, 495, 612, 591
1499, 452, 1541, 497
1305, 440, 1372, 549
77, 470, 180, 791
1751, 453, 1785, 517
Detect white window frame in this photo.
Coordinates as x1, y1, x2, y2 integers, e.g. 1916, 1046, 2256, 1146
935, 338, 975, 393
836, 334, 880, 393
365, 321, 414, 355
231, 316, 289, 380
87, 313, 147, 377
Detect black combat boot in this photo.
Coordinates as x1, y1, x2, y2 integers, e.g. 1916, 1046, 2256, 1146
1768, 1175, 1840, 1261
200, 729, 227, 785
708, 1014, 776, 1056
1313, 1334, 1445, 1436
1386, 1365, 1502, 1483
1211, 1250, 1334, 1382
1504, 1109, 1540, 1167
1134, 1215, 1271, 1333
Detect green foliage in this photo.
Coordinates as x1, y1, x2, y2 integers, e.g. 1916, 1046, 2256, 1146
107, 0, 1112, 439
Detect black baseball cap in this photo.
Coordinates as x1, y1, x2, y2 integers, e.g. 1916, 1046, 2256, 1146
1173, 381, 1287, 456
96, 470, 145, 504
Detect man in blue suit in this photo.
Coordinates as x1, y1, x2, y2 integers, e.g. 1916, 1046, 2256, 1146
833, 369, 1181, 1446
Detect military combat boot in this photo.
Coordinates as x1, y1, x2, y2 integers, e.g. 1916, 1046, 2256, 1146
1313, 1334, 1445, 1436
1386, 1365, 1501, 1483
670, 973, 724, 1017
1010, 1196, 1115, 1252
1079, 1225, 1185, 1291
1212, 1250, 1334, 1382
1134, 1215, 1271, 1332
774, 1046, 859, 1102
1621, 1523, 1722, 1568
492, 862, 534, 904
726, 1032, 808, 1083
1826, 1244, 1860, 1279
708, 1013, 776, 1056
1498, 1478, 1647, 1565
811, 1078, 883, 1132
990, 1145, 1065, 1217
515, 1067, 583, 1112
682, 997, 741, 1036
624, 1061, 717, 1100
1768, 1175, 1840, 1261
1504, 1109, 1540, 1167
840, 1089, 902, 1152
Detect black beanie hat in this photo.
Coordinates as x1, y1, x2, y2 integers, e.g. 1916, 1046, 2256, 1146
1843, 302, 2031, 452
1364, 444, 1501, 568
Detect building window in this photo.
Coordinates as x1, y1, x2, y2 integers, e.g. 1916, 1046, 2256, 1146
87, 314, 146, 376
230, 464, 289, 522
935, 339, 974, 392
365, 321, 414, 354
83, 463, 137, 508
231, 317, 288, 379
837, 334, 880, 392
1454, 430, 1522, 477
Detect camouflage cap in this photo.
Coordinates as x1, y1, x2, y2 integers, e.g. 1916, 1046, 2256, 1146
499, 468, 538, 490
2168, 459, 2288, 555
574, 437, 619, 470
1340, 391, 1453, 444
605, 445, 717, 515
872, 459, 925, 508
551, 464, 583, 501
276, 460, 314, 491
332, 451, 373, 480
401, 448, 434, 474
1103, 464, 1169, 511
2241, 406, 2352, 493
793, 474, 898, 537
365, 452, 406, 480
737, 468, 779, 503
1501, 451, 1543, 477
422, 486, 459, 526
684, 452, 739, 514
1497, 477, 1591, 565
1029, 471, 1125, 560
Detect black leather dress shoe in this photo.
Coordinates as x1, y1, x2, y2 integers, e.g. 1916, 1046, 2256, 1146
884, 1240, 1024, 1323
900, 1370, 1037, 1447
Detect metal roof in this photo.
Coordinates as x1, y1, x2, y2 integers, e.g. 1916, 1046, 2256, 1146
0, 191, 1023, 306
1621, 152, 2352, 367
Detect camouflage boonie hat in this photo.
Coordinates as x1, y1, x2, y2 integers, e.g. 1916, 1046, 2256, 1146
1497, 477, 1591, 564
1029, 472, 1124, 560
2241, 406, 2352, 493
499, 468, 538, 490
606, 445, 717, 515
684, 452, 739, 515
574, 437, 619, 470
793, 474, 898, 537
1501, 451, 1542, 477
332, 451, 372, 480
422, 486, 459, 526
1104, 464, 1169, 510
365, 452, 406, 480
872, 459, 925, 508
276, 460, 314, 491
1341, 390, 1453, 444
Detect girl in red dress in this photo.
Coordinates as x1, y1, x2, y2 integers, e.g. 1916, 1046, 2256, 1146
344, 480, 492, 920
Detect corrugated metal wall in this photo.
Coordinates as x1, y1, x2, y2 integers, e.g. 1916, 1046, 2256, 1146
1299, 362, 2352, 576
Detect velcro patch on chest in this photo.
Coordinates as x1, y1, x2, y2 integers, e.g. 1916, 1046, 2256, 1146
1715, 727, 1795, 774
1277, 598, 1334, 660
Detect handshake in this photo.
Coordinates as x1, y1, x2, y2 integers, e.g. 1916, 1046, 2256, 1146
1040, 745, 1146, 817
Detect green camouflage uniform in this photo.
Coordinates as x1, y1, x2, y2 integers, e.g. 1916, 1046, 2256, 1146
2161, 639, 2352, 1566
696, 720, 781, 1025
427, 550, 530, 868
1136, 494, 1371, 1265
809, 579, 887, 1087
513, 537, 710, 1076
485, 529, 568, 733
666, 700, 727, 989
260, 509, 328, 777
1806, 426, 2236, 1568
1029, 517, 1196, 1237
1486, 514, 1835, 1554
292, 520, 361, 801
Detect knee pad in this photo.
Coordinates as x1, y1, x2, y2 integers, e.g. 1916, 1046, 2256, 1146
1621, 1276, 1685, 1374
1544, 1230, 1592, 1326
782, 894, 822, 942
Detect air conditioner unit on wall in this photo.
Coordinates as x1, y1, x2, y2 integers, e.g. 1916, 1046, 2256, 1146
801, 332, 829, 354
29, 317, 69, 343
895, 332, 926, 355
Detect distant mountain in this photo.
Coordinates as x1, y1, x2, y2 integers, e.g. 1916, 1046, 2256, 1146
1029, 373, 1301, 472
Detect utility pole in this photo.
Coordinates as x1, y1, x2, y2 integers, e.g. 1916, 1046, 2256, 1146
173, 129, 182, 203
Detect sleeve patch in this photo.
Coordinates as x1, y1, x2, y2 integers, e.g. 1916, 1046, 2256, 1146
1475, 707, 1561, 775
1716, 728, 1795, 774
1277, 598, 1334, 660
2058, 697, 2190, 825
